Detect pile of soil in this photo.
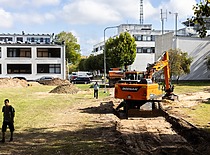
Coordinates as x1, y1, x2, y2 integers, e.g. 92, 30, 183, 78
0, 78, 28, 87
49, 84, 79, 94
38, 78, 70, 86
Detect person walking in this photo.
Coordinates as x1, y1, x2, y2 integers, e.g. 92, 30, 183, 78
1, 99, 15, 143
93, 82, 99, 99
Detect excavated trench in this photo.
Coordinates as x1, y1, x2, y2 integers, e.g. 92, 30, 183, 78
112, 102, 210, 155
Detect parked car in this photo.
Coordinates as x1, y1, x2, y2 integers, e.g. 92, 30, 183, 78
70, 77, 91, 84
12, 77, 27, 81
36, 76, 54, 82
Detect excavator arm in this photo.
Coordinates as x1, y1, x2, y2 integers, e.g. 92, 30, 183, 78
145, 51, 177, 100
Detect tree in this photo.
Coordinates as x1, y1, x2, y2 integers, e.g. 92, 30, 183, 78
191, 0, 210, 38
78, 54, 104, 71
168, 49, 193, 83
105, 32, 136, 70
55, 31, 81, 65
78, 58, 86, 71
206, 56, 210, 70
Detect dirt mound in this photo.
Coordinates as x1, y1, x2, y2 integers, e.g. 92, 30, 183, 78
49, 84, 79, 94
0, 78, 28, 87
39, 78, 70, 86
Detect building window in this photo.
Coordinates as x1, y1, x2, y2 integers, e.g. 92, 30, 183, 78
49, 64, 61, 73
137, 47, 142, 53
134, 35, 154, 41
0, 37, 4, 41
136, 47, 155, 53
147, 36, 151, 41
17, 37, 23, 42
37, 64, 61, 74
37, 48, 61, 58
7, 48, 31, 58
100, 46, 103, 50
7, 37, 12, 41
45, 38, 50, 44
151, 35, 155, 41
7, 64, 31, 74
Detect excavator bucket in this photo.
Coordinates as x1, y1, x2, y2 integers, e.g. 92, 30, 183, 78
162, 93, 179, 101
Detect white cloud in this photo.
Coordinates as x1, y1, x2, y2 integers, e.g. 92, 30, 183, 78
0, 0, 60, 8
31, 0, 60, 7
0, 0, 28, 9
61, 0, 123, 24
59, 0, 197, 25
86, 38, 99, 45
13, 13, 55, 25
0, 8, 13, 28
160, 0, 196, 18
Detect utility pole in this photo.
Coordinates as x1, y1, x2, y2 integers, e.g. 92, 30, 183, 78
160, 9, 167, 34
140, 0, 143, 24
103, 26, 119, 93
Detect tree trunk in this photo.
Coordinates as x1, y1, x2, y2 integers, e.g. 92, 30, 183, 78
176, 76, 179, 84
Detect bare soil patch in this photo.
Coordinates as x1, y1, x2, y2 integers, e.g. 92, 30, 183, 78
0, 78, 28, 88
38, 78, 70, 86
49, 84, 80, 94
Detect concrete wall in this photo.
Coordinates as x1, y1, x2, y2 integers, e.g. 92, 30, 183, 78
155, 32, 174, 59
130, 53, 155, 71
155, 34, 210, 80
177, 37, 210, 80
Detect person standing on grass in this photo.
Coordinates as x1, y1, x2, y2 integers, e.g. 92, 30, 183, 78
1, 99, 15, 143
93, 82, 99, 99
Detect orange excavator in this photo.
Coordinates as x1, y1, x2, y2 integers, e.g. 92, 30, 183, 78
114, 51, 178, 118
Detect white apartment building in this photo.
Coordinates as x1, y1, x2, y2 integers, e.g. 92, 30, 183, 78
0, 33, 66, 80
93, 24, 173, 71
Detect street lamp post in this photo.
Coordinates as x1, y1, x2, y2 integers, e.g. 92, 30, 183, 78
169, 12, 178, 36
174, 13, 178, 37
169, 12, 178, 49
103, 26, 119, 93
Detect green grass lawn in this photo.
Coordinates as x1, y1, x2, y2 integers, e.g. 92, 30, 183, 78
183, 102, 210, 132
0, 83, 123, 155
0, 83, 110, 131
173, 81, 210, 94
173, 81, 210, 132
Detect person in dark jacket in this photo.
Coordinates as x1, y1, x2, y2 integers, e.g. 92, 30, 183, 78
1, 99, 15, 143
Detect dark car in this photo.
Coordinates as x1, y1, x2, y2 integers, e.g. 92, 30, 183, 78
12, 77, 27, 81
70, 77, 91, 84
36, 76, 54, 82
36, 76, 54, 84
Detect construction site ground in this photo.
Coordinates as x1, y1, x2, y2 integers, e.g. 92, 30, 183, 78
0, 78, 209, 155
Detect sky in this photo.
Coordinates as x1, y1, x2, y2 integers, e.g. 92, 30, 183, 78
0, 0, 200, 56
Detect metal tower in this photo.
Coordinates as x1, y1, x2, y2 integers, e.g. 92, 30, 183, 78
140, 0, 143, 24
